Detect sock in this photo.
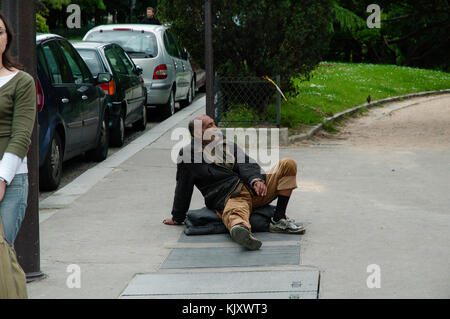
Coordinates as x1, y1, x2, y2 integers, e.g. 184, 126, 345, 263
274, 195, 290, 222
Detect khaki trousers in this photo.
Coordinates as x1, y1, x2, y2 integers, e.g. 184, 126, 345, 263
220, 158, 298, 231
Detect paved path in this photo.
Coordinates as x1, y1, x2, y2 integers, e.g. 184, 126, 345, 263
292, 94, 450, 298
27, 94, 450, 298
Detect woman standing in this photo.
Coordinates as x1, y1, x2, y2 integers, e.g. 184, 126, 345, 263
0, 11, 36, 245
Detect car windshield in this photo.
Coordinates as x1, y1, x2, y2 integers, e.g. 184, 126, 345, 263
76, 49, 104, 75
85, 30, 158, 58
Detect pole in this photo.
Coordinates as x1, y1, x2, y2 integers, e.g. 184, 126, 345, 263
1, 0, 44, 282
205, 0, 214, 119
276, 75, 281, 128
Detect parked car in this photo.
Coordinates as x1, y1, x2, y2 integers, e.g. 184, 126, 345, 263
83, 24, 195, 118
36, 33, 112, 190
72, 41, 147, 147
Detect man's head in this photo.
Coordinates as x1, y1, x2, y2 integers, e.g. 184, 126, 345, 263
188, 115, 219, 144
146, 7, 155, 18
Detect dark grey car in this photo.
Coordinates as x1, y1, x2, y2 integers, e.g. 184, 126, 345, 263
73, 41, 147, 147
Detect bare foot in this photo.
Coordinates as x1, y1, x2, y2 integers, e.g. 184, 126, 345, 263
163, 217, 180, 225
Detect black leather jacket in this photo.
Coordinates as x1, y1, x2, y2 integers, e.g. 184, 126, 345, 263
171, 139, 266, 223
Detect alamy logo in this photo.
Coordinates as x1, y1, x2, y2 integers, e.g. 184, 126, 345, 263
66, 264, 81, 288
367, 4, 381, 29
366, 264, 381, 288
171, 121, 280, 172
66, 4, 81, 29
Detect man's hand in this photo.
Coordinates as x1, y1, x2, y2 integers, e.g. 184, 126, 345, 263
163, 217, 182, 225
253, 180, 267, 197
0, 180, 6, 202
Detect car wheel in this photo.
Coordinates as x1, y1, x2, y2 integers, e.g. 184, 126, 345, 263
180, 80, 194, 108
111, 112, 125, 147
132, 104, 147, 131
39, 131, 63, 191
86, 112, 109, 162
162, 89, 175, 118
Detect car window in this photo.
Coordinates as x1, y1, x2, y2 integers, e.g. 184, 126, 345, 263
169, 32, 183, 59
163, 31, 180, 58
77, 49, 104, 76
85, 30, 158, 58
37, 46, 51, 81
40, 42, 71, 84
59, 40, 92, 84
114, 46, 135, 75
104, 46, 127, 75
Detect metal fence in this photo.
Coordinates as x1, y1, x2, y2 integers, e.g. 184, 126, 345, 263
214, 75, 281, 126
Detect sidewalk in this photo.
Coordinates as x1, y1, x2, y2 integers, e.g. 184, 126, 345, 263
29, 97, 316, 299
29, 98, 210, 298
27, 95, 450, 298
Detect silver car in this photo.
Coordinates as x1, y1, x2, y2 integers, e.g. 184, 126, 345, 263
83, 24, 195, 117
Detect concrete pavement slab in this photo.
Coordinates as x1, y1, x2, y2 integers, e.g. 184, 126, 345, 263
120, 270, 319, 299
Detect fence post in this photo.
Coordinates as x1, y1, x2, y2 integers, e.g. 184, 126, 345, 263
276, 75, 281, 127
205, 0, 215, 119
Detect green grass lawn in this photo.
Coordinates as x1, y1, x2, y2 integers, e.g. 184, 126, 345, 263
221, 62, 450, 133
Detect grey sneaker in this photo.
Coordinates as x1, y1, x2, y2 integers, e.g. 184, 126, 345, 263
230, 225, 262, 250
269, 217, 306, 234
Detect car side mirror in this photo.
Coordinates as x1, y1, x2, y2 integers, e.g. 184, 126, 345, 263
96, 72, 112, 84
135, 65, 143, 75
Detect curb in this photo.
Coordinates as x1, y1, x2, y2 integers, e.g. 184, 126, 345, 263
288, 89, 450, 144
39, 97, 206, 212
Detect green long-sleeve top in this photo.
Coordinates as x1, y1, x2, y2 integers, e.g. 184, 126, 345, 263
0, 71, 36, 160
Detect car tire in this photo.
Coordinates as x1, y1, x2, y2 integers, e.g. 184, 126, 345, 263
111, 111, 125, 147
39, 131, 63, 191
86, 111, 109, 162
132, 104, 147, 131
180, 79, 194, 108
162, 89, 175, 118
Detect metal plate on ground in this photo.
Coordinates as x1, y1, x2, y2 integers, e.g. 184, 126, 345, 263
120, 270, 319, 299
178, 232, 303, 243
160, 245, 300, 269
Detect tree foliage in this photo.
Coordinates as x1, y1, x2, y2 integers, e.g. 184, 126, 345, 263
158, 0, 334, 89
34, 0, 448, 72
327, 0, 449, 71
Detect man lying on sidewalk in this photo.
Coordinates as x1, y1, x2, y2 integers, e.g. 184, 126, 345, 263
163, 115, 304, 250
